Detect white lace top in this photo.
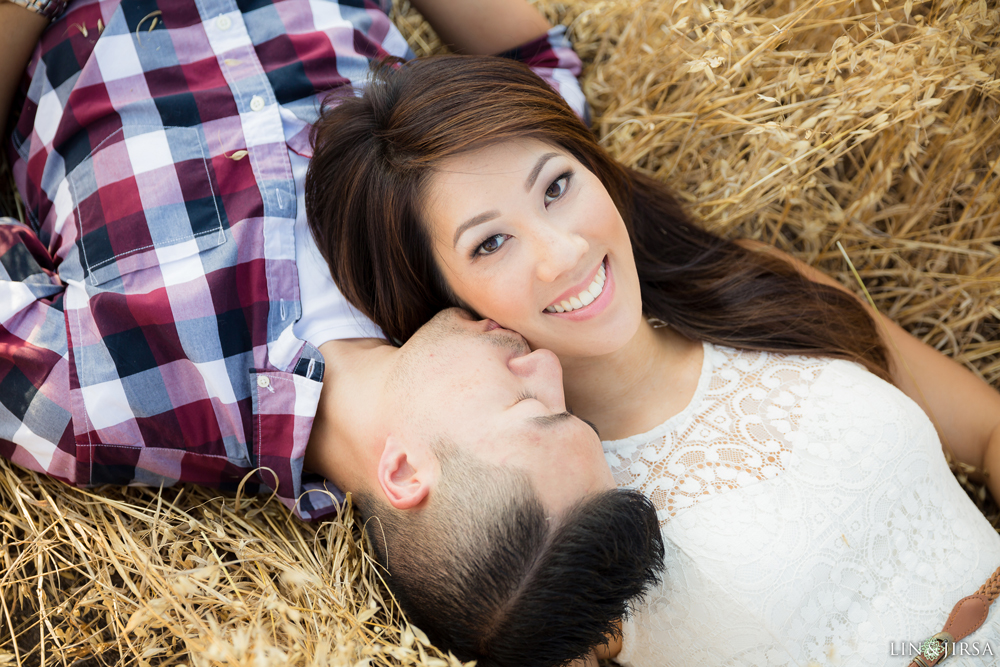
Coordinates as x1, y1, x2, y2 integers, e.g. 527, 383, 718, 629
604, 343, 1000, 666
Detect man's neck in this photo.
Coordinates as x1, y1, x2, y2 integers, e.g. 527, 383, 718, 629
304, 338, 395, 489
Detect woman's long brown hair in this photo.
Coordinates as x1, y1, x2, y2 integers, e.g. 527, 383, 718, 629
306, 56, 890, 380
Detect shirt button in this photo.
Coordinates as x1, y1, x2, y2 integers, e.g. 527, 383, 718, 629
250, 95, 265, 112
216, 15, 232, 30
257, 375, 270, 388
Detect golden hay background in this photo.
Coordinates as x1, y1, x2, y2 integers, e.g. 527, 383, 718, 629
1, 0, 998, 664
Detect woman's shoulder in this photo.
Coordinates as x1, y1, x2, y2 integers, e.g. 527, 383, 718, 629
704, 343, 839, 397
602, 343, 853, 450
602, 344, 844, 519
710, 344, 926, 429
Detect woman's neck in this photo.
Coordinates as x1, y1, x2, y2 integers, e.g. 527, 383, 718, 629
560, 319, 704, 441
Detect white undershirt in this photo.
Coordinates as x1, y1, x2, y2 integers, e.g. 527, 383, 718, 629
288, 149, 383, 346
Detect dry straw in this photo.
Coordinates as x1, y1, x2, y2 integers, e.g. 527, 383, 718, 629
2, 0, 999, 664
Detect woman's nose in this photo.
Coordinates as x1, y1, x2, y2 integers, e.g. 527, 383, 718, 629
533, 225, 589, 283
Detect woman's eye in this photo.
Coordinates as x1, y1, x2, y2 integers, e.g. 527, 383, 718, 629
544, 173, 572, 205
476, 234, 508, 256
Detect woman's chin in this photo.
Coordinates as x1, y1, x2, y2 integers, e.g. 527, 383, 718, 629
533, 262, 645, 358
526, 316, 642, 361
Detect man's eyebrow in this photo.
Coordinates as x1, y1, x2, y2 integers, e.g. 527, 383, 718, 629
580, 417, 601, 438
530, 411, 601, 437
453, 210, 500, 248
525, 153, 560, 192
530, 411, 574, 428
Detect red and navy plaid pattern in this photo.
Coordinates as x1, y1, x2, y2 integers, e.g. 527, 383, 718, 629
2, 0, 585, 520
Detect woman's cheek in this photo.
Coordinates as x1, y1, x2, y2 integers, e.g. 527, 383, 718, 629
495, 285, 528, 325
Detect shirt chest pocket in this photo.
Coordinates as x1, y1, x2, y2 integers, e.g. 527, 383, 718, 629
67, 126, 227, 286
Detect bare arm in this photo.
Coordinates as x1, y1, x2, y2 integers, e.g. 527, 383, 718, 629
741, 240, 1000, 499
407, 0, 552, 55
0, 2, 49, 135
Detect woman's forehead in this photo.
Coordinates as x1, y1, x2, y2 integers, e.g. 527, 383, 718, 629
425, 140, 571, 221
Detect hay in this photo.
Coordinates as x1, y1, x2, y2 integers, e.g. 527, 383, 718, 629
542, 0, 1000, 514
559, 0, 1000, 396
2, 0, 999, 664
0, 470, 459, 667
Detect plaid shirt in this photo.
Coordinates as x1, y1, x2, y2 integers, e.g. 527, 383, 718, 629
0, 0, 586, 520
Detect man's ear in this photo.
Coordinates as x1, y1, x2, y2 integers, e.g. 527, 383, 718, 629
377, 435, 435, 510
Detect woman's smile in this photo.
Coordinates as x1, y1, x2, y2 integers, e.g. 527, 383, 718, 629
544, 256, 615, 321
424, 138, 644, 359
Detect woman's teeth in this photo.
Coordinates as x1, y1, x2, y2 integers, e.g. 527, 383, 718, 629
545, 263, 607, 313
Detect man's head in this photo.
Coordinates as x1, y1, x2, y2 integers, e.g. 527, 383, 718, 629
375, 308, 615, 515
309, 308, 664, 666
357, 451, 662, 667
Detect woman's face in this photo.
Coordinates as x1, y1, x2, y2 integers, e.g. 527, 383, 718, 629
422, 138, 643, 359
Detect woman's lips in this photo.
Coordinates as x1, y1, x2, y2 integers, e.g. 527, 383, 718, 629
547, 257, 606, 310
543, 257, 615, 321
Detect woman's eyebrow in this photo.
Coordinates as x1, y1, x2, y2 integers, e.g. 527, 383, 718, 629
525, 153, 560, 191
453, 210, 500, 248
451, 153, 562, 248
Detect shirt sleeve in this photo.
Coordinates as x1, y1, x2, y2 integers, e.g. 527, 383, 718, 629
497, 25, 590, 125
0, 218, 77, 484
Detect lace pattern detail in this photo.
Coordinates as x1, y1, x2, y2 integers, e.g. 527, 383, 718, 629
604, 344, 827, 523
605, 345, 1000, 666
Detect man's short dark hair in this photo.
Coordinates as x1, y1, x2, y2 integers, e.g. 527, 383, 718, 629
355, 441, 665, 667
